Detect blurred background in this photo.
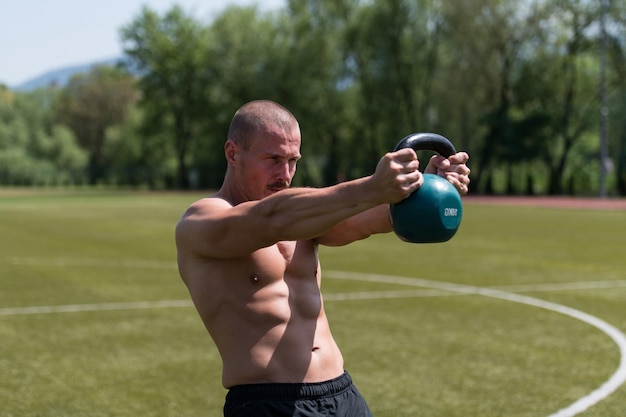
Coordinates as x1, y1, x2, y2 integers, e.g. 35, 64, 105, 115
1, 0, 625, 197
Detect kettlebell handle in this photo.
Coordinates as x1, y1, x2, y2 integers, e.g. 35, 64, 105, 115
393, 133, 457, 157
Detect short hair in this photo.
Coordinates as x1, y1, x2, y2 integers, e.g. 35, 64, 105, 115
227, 100, 298, 149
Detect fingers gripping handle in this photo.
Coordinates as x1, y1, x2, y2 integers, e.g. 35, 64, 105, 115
393, 133, 457, 157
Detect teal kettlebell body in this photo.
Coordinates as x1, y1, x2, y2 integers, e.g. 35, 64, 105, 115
390, 133, 463, 243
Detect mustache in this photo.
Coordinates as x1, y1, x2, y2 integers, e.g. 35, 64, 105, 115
268, 180, 290, 190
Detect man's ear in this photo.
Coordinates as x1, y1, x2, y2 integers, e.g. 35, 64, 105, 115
225, 140, 238, 165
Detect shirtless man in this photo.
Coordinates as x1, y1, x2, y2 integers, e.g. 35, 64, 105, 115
175, 100, 470, 417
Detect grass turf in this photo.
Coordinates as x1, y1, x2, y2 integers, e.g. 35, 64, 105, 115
0, 190, 625, 416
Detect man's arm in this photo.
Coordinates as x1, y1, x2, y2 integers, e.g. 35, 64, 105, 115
175, 150, 421, 259
314, 151, 471, 247
313, 204, 392, 247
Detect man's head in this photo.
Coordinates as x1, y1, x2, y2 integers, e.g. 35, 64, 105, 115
223, 100, 302, 203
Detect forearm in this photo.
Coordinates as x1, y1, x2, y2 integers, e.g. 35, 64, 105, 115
253, 177, 382, 243
314, 204, 392, 247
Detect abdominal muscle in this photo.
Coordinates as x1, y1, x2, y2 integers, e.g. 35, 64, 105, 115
182, 240, 345, 388
218, 292, 345, 388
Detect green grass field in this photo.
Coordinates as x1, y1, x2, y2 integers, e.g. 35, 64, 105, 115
1, 190, 625, 417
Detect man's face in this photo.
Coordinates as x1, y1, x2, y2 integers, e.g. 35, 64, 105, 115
235, 126, 301, 201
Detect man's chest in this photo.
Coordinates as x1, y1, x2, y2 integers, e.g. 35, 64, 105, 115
246, 241, 319, 283
277, 240, 319, 278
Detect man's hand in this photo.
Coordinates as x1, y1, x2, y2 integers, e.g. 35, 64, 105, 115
370, 148, 424, 204
424, 152, 471, 195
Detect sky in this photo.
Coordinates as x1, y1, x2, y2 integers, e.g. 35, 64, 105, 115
0, 0, 285, 87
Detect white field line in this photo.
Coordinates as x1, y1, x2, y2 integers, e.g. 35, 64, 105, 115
4, 257, 177, 269
0, 300, 193, 316
4, 279, 625, 316
327, 271, 626, 417
491, 280, 626, 293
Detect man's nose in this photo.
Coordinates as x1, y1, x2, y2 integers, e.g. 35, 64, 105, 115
276, 161, 292, 180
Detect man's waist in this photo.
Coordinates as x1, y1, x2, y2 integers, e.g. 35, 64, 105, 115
226, 371, 352, 402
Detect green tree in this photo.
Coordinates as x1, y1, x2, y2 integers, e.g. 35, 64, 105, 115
607, 0, 626, 195
526, 0, 600, 194
198, 2, 351, 187
108, 0, 623, 196
278, 0, 355, 185
55, 65, 138, 185
436, 0, 541, 193
121, 5, 212, 189
0, 89, 87, 185
343, 0, 443, 173
195, 5, 280, 188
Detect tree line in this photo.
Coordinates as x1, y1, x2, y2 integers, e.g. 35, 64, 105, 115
1, 0, 625, 195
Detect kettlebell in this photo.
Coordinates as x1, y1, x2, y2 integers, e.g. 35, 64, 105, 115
390, 133, 463, 243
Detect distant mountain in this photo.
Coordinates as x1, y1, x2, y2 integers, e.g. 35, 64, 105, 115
13, 57, 124, 91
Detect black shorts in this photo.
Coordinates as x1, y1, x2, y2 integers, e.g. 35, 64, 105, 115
223, 371, 374, 417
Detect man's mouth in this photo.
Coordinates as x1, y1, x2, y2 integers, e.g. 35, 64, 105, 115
268, 181, 289, 192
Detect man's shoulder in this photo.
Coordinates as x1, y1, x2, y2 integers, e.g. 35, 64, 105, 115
184, 195, 233, 216
197, 194, 234, 207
